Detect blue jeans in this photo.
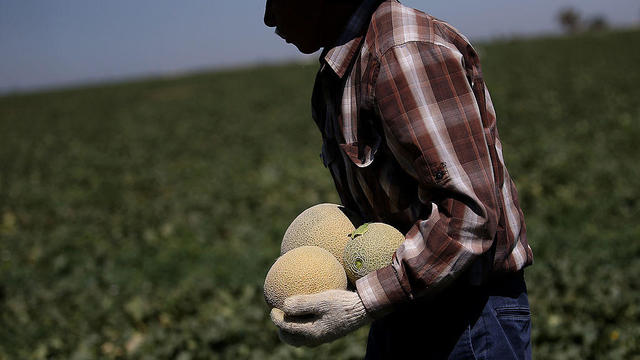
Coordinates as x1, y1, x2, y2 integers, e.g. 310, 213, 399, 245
364, 271, 532, 359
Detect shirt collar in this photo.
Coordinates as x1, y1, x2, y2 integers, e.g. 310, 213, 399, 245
321, 0, 384, 78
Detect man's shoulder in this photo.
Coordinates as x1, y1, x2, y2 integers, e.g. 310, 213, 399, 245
365, 1, 471, 57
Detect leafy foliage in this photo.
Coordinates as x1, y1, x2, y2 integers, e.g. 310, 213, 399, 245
1, 29, 639, 359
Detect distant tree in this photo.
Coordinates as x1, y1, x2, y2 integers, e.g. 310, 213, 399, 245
587, 16, 609, 32
558, 8, 582, 34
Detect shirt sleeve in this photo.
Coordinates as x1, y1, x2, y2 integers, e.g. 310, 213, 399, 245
355, 41, 500, 318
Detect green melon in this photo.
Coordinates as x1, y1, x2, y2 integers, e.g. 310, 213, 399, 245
343, 223, 405, 284
263, 246, 348, 309
281, 203, 357, 267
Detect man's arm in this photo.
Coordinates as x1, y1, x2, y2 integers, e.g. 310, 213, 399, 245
356, 41, 500, 318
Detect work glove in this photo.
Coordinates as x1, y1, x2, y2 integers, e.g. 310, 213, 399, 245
270, 289, 371, 347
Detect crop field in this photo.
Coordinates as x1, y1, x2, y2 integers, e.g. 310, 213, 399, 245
1, 29, 639, 359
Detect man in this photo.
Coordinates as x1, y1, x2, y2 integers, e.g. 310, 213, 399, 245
264, 0, 534, 358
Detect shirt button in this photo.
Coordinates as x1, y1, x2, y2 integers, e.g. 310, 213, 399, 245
435, 171, 444, 180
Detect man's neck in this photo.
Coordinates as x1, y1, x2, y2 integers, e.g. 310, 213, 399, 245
320, 2, 362, 49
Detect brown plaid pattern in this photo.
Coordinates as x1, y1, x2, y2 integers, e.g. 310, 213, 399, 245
312, 0, 533, 318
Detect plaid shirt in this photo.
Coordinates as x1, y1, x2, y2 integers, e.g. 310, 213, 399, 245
312, 0, 533, 318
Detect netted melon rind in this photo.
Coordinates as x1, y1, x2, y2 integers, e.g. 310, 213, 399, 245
281, 203, 356, 267
264, 245, 348, 309
343, 223, 405, 284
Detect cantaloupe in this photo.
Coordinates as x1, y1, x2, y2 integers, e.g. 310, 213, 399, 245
264, 245, 348, 309
343, 223, 405, 284
280, 203, 357, 267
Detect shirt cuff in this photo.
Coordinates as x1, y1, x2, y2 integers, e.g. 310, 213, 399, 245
355, 264, 409, 319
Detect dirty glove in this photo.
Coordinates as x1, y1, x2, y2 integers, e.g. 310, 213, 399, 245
270, 289, 371, 347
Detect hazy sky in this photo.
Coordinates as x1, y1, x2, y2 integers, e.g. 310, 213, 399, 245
0, 0, 638, 93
